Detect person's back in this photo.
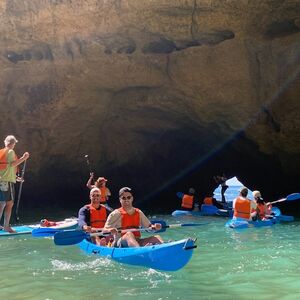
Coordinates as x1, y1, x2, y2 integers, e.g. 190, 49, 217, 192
181, 187, 195, 210
233, 187, 257, 221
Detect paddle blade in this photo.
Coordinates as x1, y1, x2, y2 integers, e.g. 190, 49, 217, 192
54, 230, 88, 246
32, 227, 60, 237
150, 220, 167, 233
286, 193, 300, 201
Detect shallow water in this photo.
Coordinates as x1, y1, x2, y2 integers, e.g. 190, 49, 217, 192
1, 213, 300, 300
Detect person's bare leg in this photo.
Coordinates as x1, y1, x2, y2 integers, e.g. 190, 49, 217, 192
139, 235, 164, 246
0, 201, 6, 229
122, 232, 140, 247
3, 200, 16, 233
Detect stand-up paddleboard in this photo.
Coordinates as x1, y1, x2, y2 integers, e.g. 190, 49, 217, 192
0, 218, 78, 237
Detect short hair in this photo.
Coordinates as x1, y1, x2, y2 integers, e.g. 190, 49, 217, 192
239, 186, 248, 197
4, 135, 18, 147
90, 187, 101, 195
119, 187, 133, 196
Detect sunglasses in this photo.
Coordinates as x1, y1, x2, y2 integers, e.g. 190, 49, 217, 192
91, 194, 101, 197
120, 195, 133, 200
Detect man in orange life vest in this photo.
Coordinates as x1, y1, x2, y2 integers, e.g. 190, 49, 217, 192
0, 135, 30, 233
232, 187, 257, 220
104, 187, 164, 247
78, 187, 111, 245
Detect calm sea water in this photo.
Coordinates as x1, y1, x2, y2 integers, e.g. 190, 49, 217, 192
1, 186, 300, 300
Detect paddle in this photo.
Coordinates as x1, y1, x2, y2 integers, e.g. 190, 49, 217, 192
54, 221, 208, 246
268, 193, 300, 205
84, 154, 93, 174
15, 160, 27, 222
151, 220, 208, 233
32, 227, 62, 237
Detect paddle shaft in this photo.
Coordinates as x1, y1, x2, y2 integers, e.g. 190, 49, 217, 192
15, 160, 27, 222
84, 154, 93, 174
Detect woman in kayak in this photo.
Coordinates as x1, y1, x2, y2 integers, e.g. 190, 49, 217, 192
104, 187, 164, 247
86, 173, 111, 205
252, 190, 272, 220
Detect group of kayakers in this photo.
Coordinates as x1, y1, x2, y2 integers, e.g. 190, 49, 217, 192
78, 177, 164, 247
179, 184, 273, 222
233, 187, 273, 221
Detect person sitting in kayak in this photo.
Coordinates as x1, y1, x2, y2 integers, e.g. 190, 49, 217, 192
78, 187, 111, 246
232, 187, 257, 221
180, 187, 198, 210
202, 193, 224, 209
86, 173, 111, 205
104, 187, 164, 247
252, 190, 273, 220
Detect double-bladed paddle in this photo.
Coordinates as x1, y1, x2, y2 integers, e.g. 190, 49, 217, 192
268, 193, 300, 205
54, 221, 208, 246
32, 227, 63, 237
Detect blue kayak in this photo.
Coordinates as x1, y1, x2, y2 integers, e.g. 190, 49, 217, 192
0, 218, 78, 237
78, 238, 197, 271
225, 207, 294, 229
225, 218, 277, 229
172, 205, 233, 217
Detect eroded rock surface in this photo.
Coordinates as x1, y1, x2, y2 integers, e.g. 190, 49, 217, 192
0, 1, 299, 214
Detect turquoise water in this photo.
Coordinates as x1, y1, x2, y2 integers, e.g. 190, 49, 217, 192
1, 186, 300, 299
1, 215, 300, 300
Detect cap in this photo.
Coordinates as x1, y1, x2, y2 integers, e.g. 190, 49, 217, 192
252, 190, 262, 198
96, 177, 107, 183
119, 187, 133, 196
4, 135, 18, 146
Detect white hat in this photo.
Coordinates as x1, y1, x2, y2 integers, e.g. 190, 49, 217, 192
252, 190, 261, 198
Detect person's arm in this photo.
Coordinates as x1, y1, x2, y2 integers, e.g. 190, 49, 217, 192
104, 210, 121, 229
78, 206, 90, 231
86, 173, 94, 189
139, 211, 162, 231
10, 150, 29, 167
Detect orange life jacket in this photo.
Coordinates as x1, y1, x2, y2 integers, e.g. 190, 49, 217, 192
0, 148, 8, 170
203, 197, 213, 205
181, 194, 194, 209
119, 207, 141, 238
100, 186, 107, 203
257, 203, 266, 218
86, 204, 107, 228
0, 148, 18, 172
234, 197, 251, 219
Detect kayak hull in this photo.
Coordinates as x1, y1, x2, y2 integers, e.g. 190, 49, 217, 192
225, 218, 276, 229
78, 238, 197, 271
0, 218, 78, 237
172, 205, 233, 217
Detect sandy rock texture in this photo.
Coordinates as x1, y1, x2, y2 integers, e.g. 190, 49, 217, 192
0, 0, 299, 213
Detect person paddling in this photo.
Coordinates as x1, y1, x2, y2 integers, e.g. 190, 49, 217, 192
78, 187, 111, 245
252, 190, 272, 220
232, 187, 257, 221
104, 187, 163, 247
0, 135, 29, 233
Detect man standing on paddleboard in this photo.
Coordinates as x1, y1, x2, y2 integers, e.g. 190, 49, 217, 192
0, 135, 29, 233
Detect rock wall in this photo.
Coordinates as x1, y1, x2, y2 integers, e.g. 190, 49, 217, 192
0, 0, 299, 214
